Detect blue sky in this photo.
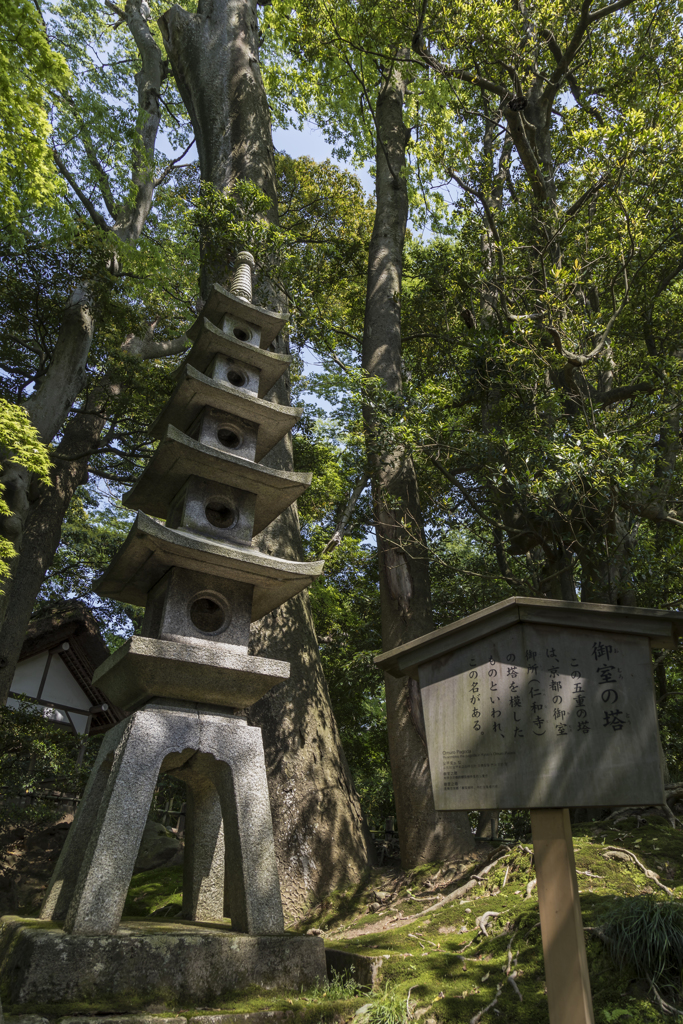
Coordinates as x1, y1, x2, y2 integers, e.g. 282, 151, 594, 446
273, 122, 375, 198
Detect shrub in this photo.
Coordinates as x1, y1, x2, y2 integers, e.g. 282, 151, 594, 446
0, 695, 97, 832
600, 896, 683, 1010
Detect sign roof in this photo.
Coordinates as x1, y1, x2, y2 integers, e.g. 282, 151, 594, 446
375, 596, 683, 676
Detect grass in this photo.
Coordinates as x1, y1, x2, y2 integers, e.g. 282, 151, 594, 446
310, 967, 368, 999
358, 983, 411, 1024
599, 896, 683, 1012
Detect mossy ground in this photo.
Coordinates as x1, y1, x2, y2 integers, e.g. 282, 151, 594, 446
123, 864, 185, 917
286, 816, 678, 1023
6, 816, 683, 1021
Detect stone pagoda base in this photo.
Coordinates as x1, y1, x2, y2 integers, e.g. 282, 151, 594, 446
0, 918, 326, 1014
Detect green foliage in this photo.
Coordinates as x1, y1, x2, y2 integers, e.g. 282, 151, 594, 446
0, 398, 52, 588
0, 0, 70, 226
306, 967, 367, 1000
396, 1, 683, 604
293, 411, 392, 827
190, 177, 277, 275
37, 487, 139, 645
47, 0, 191, 229
274, 153, 371, 361
600, 896, 683, 1002
0, 399, 52, 481
358, 984, 408, 1024
0, 696, 96, 832
273, 0, 683, 621
263, 0, 455, 229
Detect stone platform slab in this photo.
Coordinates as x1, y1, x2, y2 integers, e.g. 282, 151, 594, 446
92, 634, 291, 713
0, 919, 326, 1014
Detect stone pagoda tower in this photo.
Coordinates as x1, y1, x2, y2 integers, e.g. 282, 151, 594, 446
21, 254, 327, 1006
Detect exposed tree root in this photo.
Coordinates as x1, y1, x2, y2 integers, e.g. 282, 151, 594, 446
475, 911, 501, 937
413, 847, 511, 919
505, 931, 522, 1001
469, 981, 503, 1024
651, 979, 683, 1017
602, 846, 673, 893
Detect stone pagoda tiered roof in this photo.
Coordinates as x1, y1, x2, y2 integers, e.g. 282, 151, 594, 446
92, 253, 323, 714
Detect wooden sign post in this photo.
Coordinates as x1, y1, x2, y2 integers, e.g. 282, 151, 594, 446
531, 808, 594, 1024
376, 597, 683, 1024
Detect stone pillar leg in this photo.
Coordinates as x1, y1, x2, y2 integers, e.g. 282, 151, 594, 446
210, 728, 284, 935
174, 759, 226, 922
40, 719, 127, 921
41, 701, 284, 937
64, 706, 195, 935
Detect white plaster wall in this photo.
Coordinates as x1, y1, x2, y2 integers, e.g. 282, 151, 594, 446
7, 650, 91, 734
10, 652, 48, 698
41, 655, 90, 733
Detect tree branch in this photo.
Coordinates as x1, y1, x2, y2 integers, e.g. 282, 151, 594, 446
52, 150, 111, 231
121, 330, 189, 359
565, 174, 608, 218
323, 474, 369, 553
104, 0, 126, 18
430, 457, 504, 531
449, 172, 501, 245
58, 90, 120, 219
82, 140, 118, 218
561, 257, 632, 365
113, 0, 166, 241
595, 382, 656, 407
587, 0, 638, 24
153, 137, 196, 188
410, 32, 507, 98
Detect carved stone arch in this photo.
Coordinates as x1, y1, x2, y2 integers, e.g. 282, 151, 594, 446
40, 700, 284, 936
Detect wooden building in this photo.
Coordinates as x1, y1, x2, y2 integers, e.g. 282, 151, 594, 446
6, 601, 124, 735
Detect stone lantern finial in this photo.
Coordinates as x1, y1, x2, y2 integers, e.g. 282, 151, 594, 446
230, 251, 255, 302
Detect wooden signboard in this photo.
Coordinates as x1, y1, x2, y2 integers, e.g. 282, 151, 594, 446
376, 598, 683, 1024
420, 623, 664, 811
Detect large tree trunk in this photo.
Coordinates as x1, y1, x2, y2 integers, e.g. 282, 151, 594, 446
160, 0, 278, 295
160, 0, 374, 918
249, 500, 374, 917
0, 286, 94, 561
363, 64, 475, 868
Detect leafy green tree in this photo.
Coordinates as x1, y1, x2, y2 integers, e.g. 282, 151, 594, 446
0, 400, 52, 587
0, 0, 199, 704
402, 0, 683, 604
0, 0, 70, 226
264, 0, 479, 866
259, 0, 683, 849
